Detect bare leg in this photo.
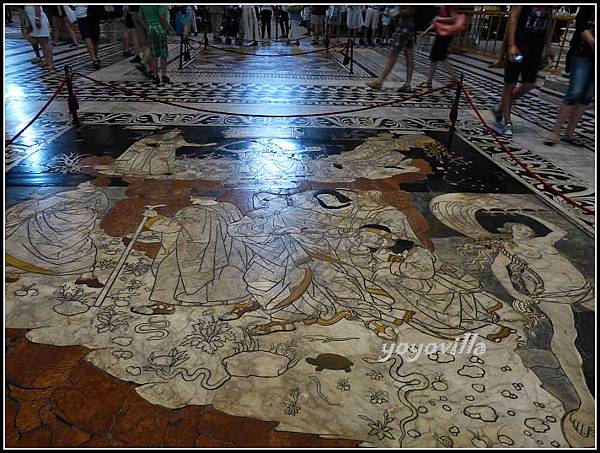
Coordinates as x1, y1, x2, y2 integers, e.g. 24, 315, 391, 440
52, 15, 62, 43
123, 30, 131, 52
84, 38, 96, 61
543, 303, 595, 444
511, 81, 535, 102
38, 37, 53, 67
160, 57, 167, 77
426, 61, 438, 85
564, 104, 587, 139
500, 83, 517, 123
547, 102, 574, 142
377, 50, 399, 83
441, 60, 457, 82
405, 48, 414, 86
63, 17, 78, 44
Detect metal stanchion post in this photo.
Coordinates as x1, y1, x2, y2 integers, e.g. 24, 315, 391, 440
447, 74, 463, 148
64, 65, 80, 128
179, 34, 184, 69
349, 39, 354, 74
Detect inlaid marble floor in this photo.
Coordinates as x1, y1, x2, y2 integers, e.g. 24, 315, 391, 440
4, 27, 596, 449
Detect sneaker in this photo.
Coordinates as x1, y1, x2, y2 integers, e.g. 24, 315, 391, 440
135, 63, 149, 77
30, 57, 43, 64
499, 121, 513, 138
366, 79, 383, 90
154, 75, 160, 85
92, 60, 100, 69
130, 54, 142, 63
397, 84, 414, 93
491, 105, 503, 124
69, 43, 79, 48
162, 75, 170, 84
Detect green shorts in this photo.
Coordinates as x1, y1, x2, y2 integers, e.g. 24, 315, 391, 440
147, 24, 168, 59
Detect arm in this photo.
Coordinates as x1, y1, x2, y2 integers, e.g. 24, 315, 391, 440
159, 9, 170, 34
421, 23, 435, 37
507, 6, 522, 61
581, 29, 595, 48
544, 10, 555, 59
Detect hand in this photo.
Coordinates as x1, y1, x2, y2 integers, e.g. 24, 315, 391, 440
143, 210, 159, 218
35, 18, 41, 27
512, 297, 538, 313
508, 43, 520, 62
545, 45, 554, 61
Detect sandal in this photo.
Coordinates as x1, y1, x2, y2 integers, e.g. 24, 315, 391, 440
544, 133, 559, 146
130, 303, 176, 315
561, 136, 586, 147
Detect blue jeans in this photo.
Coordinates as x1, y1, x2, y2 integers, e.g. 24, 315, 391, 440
564, 55, 594, 105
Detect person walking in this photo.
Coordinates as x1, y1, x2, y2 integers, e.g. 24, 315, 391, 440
260, 5, 273, 41
44, 5, 79, 48
76, 6, 102, 69
346, 5, 364, 45
490, 5, 554, 138
327, 5, 342, 44
23, 5, 53, 69
544, 6, 594, 147
366, 6, 417, 92
208, 5, 225, 43
310, 6, 327, 45
241, 5, 259, 46
418, 6, 461, 90
139, 5, 170, 85
278, 5, 290, 39
121, 6, 138, 57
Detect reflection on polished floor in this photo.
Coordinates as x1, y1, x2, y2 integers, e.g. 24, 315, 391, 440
4, 16, 596, 449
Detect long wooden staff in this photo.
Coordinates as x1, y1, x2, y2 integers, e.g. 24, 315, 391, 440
94, 204, 166, 307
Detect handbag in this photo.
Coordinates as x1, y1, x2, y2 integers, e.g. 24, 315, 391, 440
64, 6, 77, 24
434, 13, 467, 37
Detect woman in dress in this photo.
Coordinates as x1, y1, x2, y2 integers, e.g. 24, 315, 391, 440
24, 5, 53, 69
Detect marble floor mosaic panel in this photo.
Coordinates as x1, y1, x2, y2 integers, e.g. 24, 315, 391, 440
5, 124, 595, 448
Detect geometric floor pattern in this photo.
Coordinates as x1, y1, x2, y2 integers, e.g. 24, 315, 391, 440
4, 21, 596, 448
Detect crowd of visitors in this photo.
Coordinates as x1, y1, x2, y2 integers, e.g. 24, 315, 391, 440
11, 5, 595, 141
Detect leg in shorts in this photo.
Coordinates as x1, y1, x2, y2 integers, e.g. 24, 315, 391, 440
78, 17, 100, 42
391, 29, 414, 53
430, 34, 452, 62
504, 45, 543, 84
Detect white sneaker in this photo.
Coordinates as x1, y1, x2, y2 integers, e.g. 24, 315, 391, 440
499, 122, 513, 138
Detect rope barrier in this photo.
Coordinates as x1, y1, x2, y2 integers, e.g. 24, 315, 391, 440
190, 38, 346, 57
458, 81, 594, 216
72, 72, 456, 118
5, 76, 68, 147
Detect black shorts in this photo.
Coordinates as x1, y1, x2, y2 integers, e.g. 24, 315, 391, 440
78, 17, 100, 42
504, 45, 544, 84
125, 12, 135, 29
430, 34, 452, 62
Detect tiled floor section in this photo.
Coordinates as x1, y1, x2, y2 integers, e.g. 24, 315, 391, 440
5, 329, 359, 448
4, 22, 596, 449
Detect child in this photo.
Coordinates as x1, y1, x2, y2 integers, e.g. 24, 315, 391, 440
139, 5, 171, 85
